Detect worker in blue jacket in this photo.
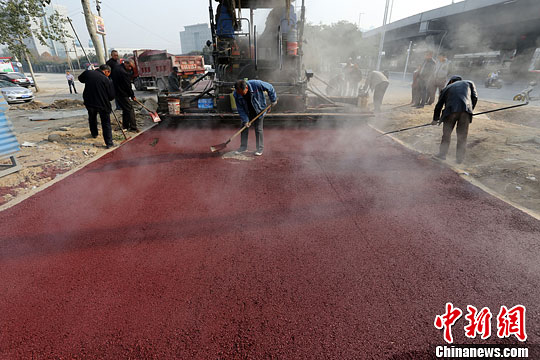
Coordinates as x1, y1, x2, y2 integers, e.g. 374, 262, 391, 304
233, 79, 277, 156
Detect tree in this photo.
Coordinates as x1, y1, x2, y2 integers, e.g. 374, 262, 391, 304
0, 0, 68, 92
80, 0, 105, 65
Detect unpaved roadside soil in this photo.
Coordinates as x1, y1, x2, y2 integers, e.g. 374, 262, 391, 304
372, 97, 540, 216
1, 100, 155, 208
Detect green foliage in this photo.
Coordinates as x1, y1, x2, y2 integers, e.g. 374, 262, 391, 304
0, 0, 69, 59
303, 21, 378, 71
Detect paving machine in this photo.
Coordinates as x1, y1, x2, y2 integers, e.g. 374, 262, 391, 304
158, 0, 371, 122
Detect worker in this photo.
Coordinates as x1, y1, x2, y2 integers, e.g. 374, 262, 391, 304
66, 70, 77, 94
233, 79, 277, 156
215, 0, 236, 38
78, 64, 115, 148
110, 59, 138, 132
168, 67, 180, 92
202, 40, 214, 66
411, 65, 421, 105
362, 70, 389, 113
432, 53, 450, 100
431, 75, 478, 164
416, 51, 436, 108
106, 50, 119, 70
350, 64, 363, 97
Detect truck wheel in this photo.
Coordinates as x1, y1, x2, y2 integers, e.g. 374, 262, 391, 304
157, 79, 167, 92
134, 78, 143, 91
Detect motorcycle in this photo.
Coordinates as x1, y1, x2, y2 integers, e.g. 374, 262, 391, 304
485, 76, 503, 89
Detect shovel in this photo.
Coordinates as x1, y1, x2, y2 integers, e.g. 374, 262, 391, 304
210, 104, 271, 153
133, 98, 161, 123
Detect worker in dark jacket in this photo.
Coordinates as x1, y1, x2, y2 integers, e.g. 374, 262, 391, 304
431, 76, 478, 164
111, 59, 138, 132
78, 64, 115, 148
416, 51, 436, 108
106, 50, 119, 70
168, 67, 180, 92
233, 79, 277, 156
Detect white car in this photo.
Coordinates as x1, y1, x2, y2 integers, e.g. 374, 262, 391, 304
0, 79, 34, 104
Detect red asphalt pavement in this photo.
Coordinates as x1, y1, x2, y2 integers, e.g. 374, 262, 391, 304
1, 122, 539, 359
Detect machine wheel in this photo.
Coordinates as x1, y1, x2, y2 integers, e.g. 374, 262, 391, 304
156, 78, 167, 92
134, 78, 143, 91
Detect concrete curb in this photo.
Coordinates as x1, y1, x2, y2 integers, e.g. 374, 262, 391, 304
368, 123, 540, 221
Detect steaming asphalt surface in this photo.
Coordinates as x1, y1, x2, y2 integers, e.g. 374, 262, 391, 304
1, 123, 539, 359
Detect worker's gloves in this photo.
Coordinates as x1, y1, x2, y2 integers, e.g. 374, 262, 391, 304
243, 121, 250, 128
271, 100, 278, 107
431, 120, 440, 126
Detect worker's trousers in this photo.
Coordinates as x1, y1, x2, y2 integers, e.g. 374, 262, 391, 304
439, 112, 471, 163
373, 81, 389, 112
87, 107, 113, 146
117, 96, 137, 130
240, 116, 264, 152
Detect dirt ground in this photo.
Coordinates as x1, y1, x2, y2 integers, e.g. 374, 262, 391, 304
372, 94, 540, 216
0, 99, 157, 208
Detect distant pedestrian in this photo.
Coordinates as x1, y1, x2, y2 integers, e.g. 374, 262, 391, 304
362, 70, 389, 113
106, 50, 120, 71
233, 79, 277, 156
78, 64, 115, 148
432, 76, 478, 164
111, 59, 138, 132
168, 66, 180, 92
66, 70, 77, 94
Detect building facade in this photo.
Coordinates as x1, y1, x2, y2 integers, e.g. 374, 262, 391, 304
180, 24, 212, 54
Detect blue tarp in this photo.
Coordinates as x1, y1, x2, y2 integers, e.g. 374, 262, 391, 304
0, 92, 20, 158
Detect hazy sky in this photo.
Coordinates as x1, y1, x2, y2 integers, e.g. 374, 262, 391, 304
54, 0, 463, 54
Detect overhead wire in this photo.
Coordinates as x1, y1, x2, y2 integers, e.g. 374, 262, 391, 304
101, 2, 178, 47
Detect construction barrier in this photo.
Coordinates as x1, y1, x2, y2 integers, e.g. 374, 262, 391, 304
0, 92, 21, 169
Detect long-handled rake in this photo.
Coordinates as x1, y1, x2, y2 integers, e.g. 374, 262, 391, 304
133, 98, 161, 123
210, 104, 271, 153
379, 88, 533, 137
111, 111, 129, 142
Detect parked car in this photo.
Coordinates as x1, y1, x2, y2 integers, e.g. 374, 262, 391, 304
0, 79, 34, 104
0, 72, 32, 87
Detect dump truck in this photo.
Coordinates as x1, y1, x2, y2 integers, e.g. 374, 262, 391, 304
158, 0, 371, 122
132, 50, 205, 91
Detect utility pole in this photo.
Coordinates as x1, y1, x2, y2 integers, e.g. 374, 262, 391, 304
95, 0, 108, 57
72, 40, 81, 69
80, 0, 105, 64
358, 12, 364, 29
376, 0, 390, 71
62, 38, 74, 73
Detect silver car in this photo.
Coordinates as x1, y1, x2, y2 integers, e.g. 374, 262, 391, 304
0, 79, 34, 104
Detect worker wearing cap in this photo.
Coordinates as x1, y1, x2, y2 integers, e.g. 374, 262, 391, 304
168, 67, 180, 92
233, 79, 277, 156
431, 75, 478, 164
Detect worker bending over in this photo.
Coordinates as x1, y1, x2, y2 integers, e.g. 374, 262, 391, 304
362, 70, 389, 113
432, 75, 478, 164
233, 79, 277, 156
